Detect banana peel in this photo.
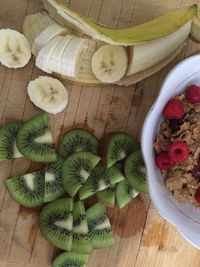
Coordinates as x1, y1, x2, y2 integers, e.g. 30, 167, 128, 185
191, 16, 200, 42
43, 0, 197, 45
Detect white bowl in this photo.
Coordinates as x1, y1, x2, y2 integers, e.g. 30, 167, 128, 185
141, 54, 200, 249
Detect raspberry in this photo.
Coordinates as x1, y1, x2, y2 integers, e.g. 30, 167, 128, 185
186, 84, 200, 104
167, 141, 189, 162
163, 99, 184, 120
195, 187, 200, 204
155, 152, 175, 170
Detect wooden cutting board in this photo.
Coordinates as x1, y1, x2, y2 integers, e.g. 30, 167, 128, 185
1, 0, 200, 267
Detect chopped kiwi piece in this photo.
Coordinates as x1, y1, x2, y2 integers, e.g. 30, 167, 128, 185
0, 122, 23, 161
58, 129, 99, 158
125, 150, 148, 193
116, 180, 139, 209
72, 201, 93, 254
86, 203, 115, 249
44, 156, 65, 202
5, 170, 45, 208
39, 198, 73, 251
62, 152, 101, 197
96, 187, 116, 208
16, 113, 57, 162
100, 132, 139, 168
52, 252, 89, 267
79, 166, 124, 200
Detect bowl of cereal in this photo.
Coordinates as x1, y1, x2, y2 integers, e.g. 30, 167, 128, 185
141, 54, 200, 248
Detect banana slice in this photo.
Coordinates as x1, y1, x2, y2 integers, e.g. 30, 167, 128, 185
22, 12, 55, 45
27, 76, 68, 114
32, 23, 68, 56
0, 29, 31, 69
91, 45, 128, 83
36, 35, 63, 73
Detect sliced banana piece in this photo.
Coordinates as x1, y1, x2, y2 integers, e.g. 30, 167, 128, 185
36, 35, 63, 73
27, 76, 68, 114
32, 23, 68, 56
22, 12, 55, 45
58, 35, 97, 79
0, 29, 31, 69
91, 44, 128, 83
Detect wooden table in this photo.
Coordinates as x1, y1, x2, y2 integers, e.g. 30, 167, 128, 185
1, 0, 200, 266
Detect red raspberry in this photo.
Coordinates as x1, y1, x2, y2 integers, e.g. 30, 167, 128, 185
163, 99, 184, 120
167, 141, 189, 162
186, 84, 200, 104
195, 187, 200, 203
155, 152, 175, 170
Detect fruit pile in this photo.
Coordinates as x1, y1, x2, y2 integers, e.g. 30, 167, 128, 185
1, 112, 147, 266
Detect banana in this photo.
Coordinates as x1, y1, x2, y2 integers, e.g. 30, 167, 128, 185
22, 12, 55, 45
191, 16, 200, 42
27, 76, 68, 114
32, 23, 68, 56
127, 20, 191, 75
43, 0, 197, 45
0, 29, 31, 69
36, 35, 63, 73
91, 45, 128, 83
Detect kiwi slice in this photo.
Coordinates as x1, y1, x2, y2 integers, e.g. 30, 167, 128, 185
124, 150, 148, 193
58, 129, 99, 158
16, 113, 57, 162
39, 198, 73, 250
0, 122, 23, 161
96, 187, 116, 208
44, 156, 65, 203
86, 203, 115, 249
100, 132, 139, 168
62, 152, 101, 197
72, 201, 93, 254
5, 170, 45, 208
116, 180, 139, 209
52, 252, 89, 267
79, 166, 124, 200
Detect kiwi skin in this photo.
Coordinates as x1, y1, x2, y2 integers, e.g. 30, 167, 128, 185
52, 252, 89, 267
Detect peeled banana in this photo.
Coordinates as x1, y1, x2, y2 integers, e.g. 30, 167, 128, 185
0, 29, 31, 68
27, 76, 68, 114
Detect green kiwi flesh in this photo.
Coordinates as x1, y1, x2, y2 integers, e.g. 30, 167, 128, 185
116, 180, 139, 209
0, 122, 23, 161
72, 201, 93, 254
62, 152, 101, 197
52, 252, 89, 267
79, 166, 124, 200
44, 156, 65, 202
5, 170, 45, 208
125, 150, 148, 193
16, 113, 57, 162
96, 187, 116, 208
86, 203, 114, 249
102, 132, 139, 168
39, 198, 73, 250
58, 129, 99, 158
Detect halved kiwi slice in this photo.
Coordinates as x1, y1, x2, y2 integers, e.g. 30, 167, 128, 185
79, 166, 124, 200
5, 170, 45, 208
62, 152, 101, 197
44, 156, 65, 202
124, 150, 148, 193
16, 113, 57, 162
58, 129, 99, 158
52, 252, 89, 267
100, 132, 139, 168
116, 180, 139, 209
96, 187, 116, 208
86, 203, 115, 249
72, 201, 93, 254
39, 198, 73, 251
0, 122, 23, 161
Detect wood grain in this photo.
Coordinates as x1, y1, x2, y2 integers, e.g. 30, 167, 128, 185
0, 0, 200, 267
